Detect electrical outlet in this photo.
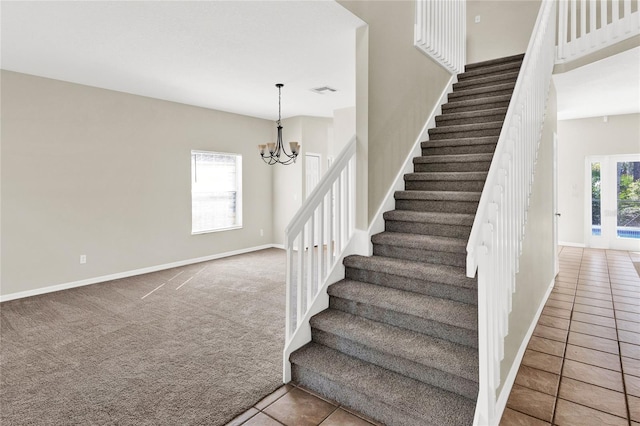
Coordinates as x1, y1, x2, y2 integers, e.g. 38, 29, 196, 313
80, 255, 87, 264
475, 15, 481, 23
260, 229, 264, 237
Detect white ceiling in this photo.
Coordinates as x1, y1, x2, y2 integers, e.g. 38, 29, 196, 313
1, 1, 364, 120
553, 46, 640, 121
4, 1, 637, 123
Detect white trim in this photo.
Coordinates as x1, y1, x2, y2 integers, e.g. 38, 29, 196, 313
558, 241, 586, 248
0, 244, 282, 303
366, 76, 456, 247
494, 278, 555, 420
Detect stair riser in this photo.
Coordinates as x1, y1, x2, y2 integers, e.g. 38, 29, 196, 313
448, 88, 513, 102
453, 73, 519, 91
292, 366, 426, 426
343, 269, 477, 304
429, 127, 501, 140
395, 199, 479, 214
443, 100, 510, 114
311, 328, 479, 400
436, 113, 506, 126
330, 296, 478, 347
385, 220, 471, 239
373, 244, 466, 268
458, 62, 523, 80
414, 161, 491, 173
422, 143, 497, 156
404, 180, 486, 192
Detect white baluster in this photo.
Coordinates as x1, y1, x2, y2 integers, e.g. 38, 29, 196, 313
590, 0, 597, 47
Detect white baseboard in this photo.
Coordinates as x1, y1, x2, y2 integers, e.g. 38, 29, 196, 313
0, 244, 282, 303
494, 277, 555, 419
559, 241, 585, 248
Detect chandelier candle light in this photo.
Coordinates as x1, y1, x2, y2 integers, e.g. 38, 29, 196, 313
259, 84, 300, 165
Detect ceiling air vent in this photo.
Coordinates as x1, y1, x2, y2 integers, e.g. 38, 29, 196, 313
311, 86, 337, 95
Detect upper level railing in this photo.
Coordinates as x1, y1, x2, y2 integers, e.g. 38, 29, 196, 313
284, 137, 356, 345
465, 0, 556, 424
557, 0, 640, 63
415, 0, 466, 74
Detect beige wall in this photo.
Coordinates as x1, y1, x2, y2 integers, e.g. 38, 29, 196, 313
338, 0, 451, 226
1, 71, 275, 297
271, 116, 333, 246
467, 0, 541, 64
557, 113, 640, 245
498, 84, 557, 395
332, 106, 356, 157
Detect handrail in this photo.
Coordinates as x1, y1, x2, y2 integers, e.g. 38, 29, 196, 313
556, 0, 640, 63
414, 0, 466, 74
466, 0, 556, 424
284, 136, 356, 344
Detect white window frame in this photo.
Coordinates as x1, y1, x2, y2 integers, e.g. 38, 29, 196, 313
191, 150, 243, 235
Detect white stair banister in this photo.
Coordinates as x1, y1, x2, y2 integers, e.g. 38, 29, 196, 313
415, 0, 466, 74
556, 0, 640, 63
283, 136, 357, 381
467, 0, 556, 424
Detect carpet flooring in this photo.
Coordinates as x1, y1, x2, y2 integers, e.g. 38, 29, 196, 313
0, 248, 286, 425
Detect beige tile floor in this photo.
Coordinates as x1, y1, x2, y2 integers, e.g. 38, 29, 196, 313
228, 247, 640, 426
502, 246, 640, 426
225, 383, 381, 426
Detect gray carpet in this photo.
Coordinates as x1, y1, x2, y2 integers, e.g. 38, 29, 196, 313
0, 248, 285, 425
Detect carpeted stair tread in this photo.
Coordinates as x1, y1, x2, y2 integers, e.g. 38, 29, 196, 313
436, 107, 508, 124
344, 255, 475, 289
395, 190, 481, 201
464, 53, 525, 70
457, 60, 523, 80
421, 136, 499, 149
372, 232, 466, 252
429, 121, 503, 135
329, 279, 477, 331
290, 343, 476, 426
383, 210, 474, 226
453, 70, 519, 91
448, 82, 515, 100
394, 191, 481, 202
413, 153, 493, 164
405, 171, 488, 181
443, 94, 512, 111
310, 310, 479, 383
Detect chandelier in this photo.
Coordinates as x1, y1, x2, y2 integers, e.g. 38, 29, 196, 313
258, 84, 300, 165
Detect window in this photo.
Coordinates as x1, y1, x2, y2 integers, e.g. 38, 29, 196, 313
191, 151, 242, 234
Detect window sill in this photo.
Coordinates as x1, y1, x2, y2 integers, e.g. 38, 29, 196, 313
191, 225, 242, 235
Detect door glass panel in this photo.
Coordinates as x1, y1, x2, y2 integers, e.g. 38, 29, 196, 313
617, 161, 640, 239
591, 162, 601, 236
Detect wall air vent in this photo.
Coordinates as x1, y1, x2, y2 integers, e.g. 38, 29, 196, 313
310, 86, 337, 95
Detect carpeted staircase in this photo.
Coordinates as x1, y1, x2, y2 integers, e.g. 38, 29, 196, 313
289, 53, 525, 426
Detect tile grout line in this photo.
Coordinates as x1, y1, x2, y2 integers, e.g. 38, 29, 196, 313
607, 250, 633, 426
551, 245, 582, 426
